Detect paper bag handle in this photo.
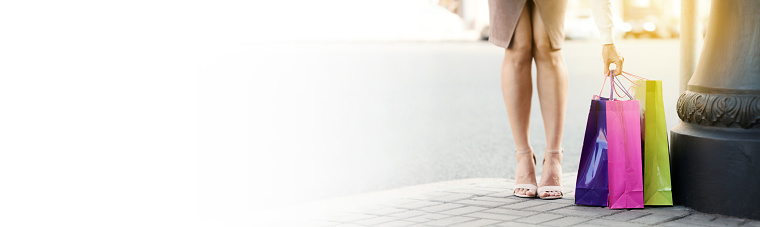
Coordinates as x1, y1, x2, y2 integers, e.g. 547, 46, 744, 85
613, 76, 634, 100
598, 71, 634, 100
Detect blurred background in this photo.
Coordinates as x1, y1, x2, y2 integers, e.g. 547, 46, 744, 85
226, 0, 715, 215
0, 0, 715, 225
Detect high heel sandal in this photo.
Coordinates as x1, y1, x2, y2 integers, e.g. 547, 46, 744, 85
513, 149, 537, 198
538, 149, 563, 200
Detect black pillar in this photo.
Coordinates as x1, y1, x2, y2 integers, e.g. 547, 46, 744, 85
670, 0, 760, 219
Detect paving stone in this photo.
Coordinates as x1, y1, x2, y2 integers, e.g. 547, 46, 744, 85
476, 181, 513, 187
362, 207, 407, 216
418, 203, 465, 213
549, 205, 622, 218
474, 185, 512, 191
387, 210, 428, 218
475, 189, 512, 194
662, 217, 750, 227
404, 213, 449, 223
582, 219, 647, 227
495, 222, 544, 227
328, 213, 378, 222
430, 193, 475, 202
394, 200, 443, 209
640, 207, 691, 217
630, 214, 680, 225
330, 223, 365, 227
500, 200, 548, 209
353, 216, 397, 225
682, 213, 717, 221
450, 219, 503, 227
488, 191, 517, 198
376, 198, 417, 207
444, 188, 500, 195
652, 205, 690, 211
375, 220, 416, 227
602, 210, 651, 221
314, 211, 350, 221
439, 206, 488, 215
525, 202, 572, 212
472, 196, 523, 204
417, 191, 458, 199
541, 216, 590, 227
657, 218, 715, 227
743, 220, 760, 227
482, 208, 538, 217
305, 220, 340, 227
352, 204, 387, 213
425, 216, 476, 226
454, 199, 509, 208
545, 197, 576, 204
464, 212, 520, 221
514, 213, 564, 224
709, 217, 745, 226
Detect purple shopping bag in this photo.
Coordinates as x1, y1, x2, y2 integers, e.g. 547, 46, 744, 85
574, 96, 610, 206
606, 76, 644, 209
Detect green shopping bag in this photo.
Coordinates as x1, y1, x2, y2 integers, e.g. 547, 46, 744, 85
634, 79, 674, 206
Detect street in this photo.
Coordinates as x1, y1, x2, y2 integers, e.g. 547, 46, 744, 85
237, 39, 682, 208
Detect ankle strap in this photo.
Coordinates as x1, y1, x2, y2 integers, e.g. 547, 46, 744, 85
516, 149, 533, 154
546, 149, 563, 154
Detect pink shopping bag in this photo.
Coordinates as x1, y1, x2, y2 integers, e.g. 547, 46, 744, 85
605, 75, 644, 209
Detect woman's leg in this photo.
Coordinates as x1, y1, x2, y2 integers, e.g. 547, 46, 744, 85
501, 4, 536, 197
531, 5, 568, 198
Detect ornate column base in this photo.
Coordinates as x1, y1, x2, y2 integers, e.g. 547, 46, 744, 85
671, 91, 760, 219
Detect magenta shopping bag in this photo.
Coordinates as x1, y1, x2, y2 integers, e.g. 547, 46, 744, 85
605, 76, 644, 209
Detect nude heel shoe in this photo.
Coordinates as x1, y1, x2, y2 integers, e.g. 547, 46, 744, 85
514, 149, 538, 198
538, 149, 563, 200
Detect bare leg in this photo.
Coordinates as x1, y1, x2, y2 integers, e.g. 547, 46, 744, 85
531, 5, 567, 198
501, 4, 536, 197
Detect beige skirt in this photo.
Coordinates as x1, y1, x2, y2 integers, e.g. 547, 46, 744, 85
488, 0, 568, 50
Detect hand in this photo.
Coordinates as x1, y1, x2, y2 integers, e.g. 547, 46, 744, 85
602, 44, 624, 76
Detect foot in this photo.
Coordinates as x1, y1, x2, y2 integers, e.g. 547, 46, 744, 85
513, 149, 537, 197
538, 149, 563, 199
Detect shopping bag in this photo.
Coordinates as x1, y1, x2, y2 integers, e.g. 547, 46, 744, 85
606, 76, 644, 209
634, 79, 673, 206
575, 96, 610, 206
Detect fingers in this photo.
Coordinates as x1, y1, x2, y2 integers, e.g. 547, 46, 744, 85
604, 61, 611, 76
602, 44, 624, 77
615, 57, 624, 76
605, 58, 624, 76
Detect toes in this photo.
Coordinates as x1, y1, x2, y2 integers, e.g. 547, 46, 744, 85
539, 191, 562, 198
515, 188, 537, 196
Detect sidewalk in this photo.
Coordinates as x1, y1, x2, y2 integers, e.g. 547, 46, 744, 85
275, 173, 759, 227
